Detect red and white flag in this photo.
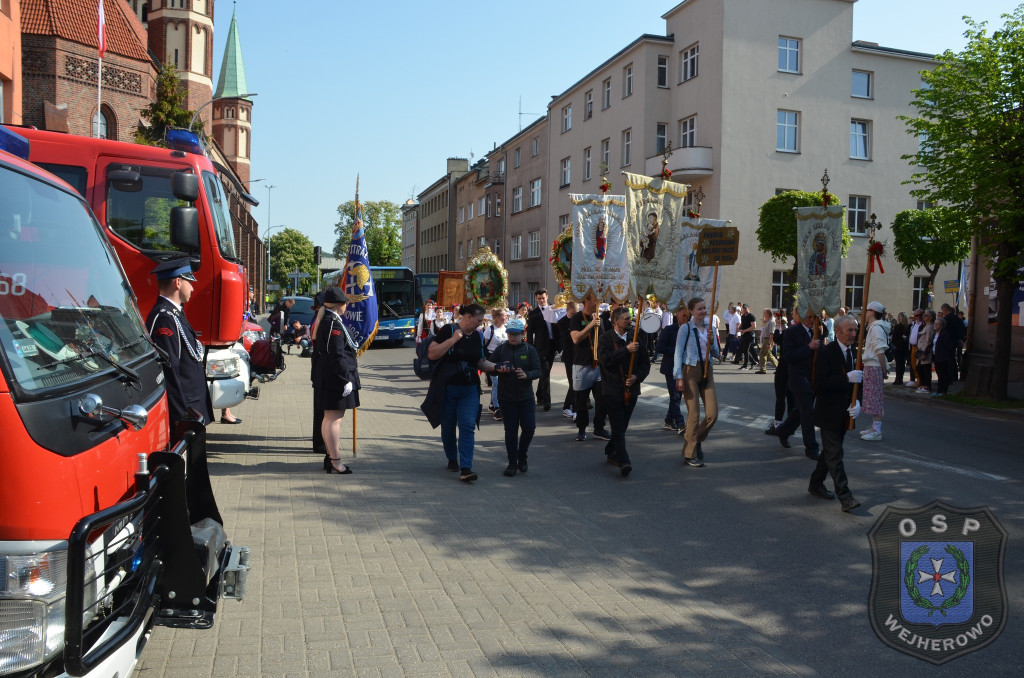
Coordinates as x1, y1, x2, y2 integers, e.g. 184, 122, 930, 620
97, 0, 107, 58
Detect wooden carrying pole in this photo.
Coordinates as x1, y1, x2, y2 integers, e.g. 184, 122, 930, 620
625, 299, 642, 404
352, 408, 358, 457
848, 258, 874, 430
704, 265, 719, 378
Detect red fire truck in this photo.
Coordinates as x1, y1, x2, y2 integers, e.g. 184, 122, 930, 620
4, 125, 260, 408
0, 127, 248, 677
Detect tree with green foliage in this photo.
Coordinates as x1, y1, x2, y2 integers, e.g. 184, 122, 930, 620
269, 228, 317, 295
890, 207, 971, 307
136, 65, 202, 146
756, 190, 850, 301
333, 200, 402, 267
899, 7, 1024, 400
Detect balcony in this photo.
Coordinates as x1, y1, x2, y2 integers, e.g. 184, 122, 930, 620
645, 146, 713, 179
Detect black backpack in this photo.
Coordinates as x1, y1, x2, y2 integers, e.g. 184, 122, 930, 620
413, 337, 436, 380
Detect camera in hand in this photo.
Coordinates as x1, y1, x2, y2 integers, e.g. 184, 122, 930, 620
495, 361, 514, 372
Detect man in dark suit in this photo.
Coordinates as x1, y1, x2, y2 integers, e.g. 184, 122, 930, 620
768, 310, 821, 459
555, 301, 578, 418
526, 288, 557, 410
809, 314, 862, 512
146, 258, 213, 430
655, 303, 688, 431
597, 306, 651, 476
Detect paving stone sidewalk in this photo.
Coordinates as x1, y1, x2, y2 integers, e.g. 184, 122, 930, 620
136, 348, 817, 677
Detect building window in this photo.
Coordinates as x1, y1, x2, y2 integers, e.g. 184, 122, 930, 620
584, 90, 593, 119
562, 104, 572, 133
601, 139, 610, 172
657, 55, 669, 88
458, 206, 464, 223
92, 109, 110, 139
656, 123, 668, 154
479, 236, 486, 249
852, 70, 872, 98
532, 137, 539, 156
917, 200, 934, 210
509, 281, 521, 306
459, 241, 464, 259
467, 202, 474, 220
776, 110, 799, 152
495, 195, 502, 215
584, 147, 592, 181
679, 115, 696, 148
848, 195, 869, 235
512, 186, 523, 213
527, 231, 541, 258
602, 78, 612, 109
913, 276, 930, 310
560, 157, 571, 188
771, 270, 795, 310
623, 63, 633, 97
510, 235, 522, 260
845, 273, 865, 311
850, 120, 870, 159
498, 158, 505, 175
778, 37, 800, 73
559, 214, 570, 229
622, 129, 631, 166
529, 178, 542, 207
478, 197, 486, 216
527, 282, 539, 298
680, 43, 699, 82
514, 148, 521, 168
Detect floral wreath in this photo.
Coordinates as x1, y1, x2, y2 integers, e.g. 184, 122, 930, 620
549, 225, 573, 292
464, 246, 509, 308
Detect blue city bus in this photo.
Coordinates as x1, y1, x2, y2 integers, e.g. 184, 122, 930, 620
415, 273, 438, 311
370, 266, 417, 345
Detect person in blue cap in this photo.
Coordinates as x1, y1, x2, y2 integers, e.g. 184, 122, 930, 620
146, 257, 214, 430
490, 317, 541, 476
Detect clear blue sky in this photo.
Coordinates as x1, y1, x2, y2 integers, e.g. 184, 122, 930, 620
212, 0, 1019, 253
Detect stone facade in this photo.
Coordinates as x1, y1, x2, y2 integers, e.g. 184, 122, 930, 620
401, 199, 418, 271
416, 158, 468, 274
453, 161, 490, 272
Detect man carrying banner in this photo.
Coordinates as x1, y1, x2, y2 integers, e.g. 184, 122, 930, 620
598, 306, 651, 476
570, 291, 610, 442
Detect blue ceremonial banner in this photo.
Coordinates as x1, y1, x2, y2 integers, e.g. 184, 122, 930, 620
340, 193, 379, 356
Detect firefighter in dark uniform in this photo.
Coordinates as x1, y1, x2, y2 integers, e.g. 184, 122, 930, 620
146, 258, 214, 429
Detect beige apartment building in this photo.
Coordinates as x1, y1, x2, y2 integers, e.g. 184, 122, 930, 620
401, 198, 418, 271
416, 158, 468, 274
453, 160, 494, 273
544, 0, 956, 314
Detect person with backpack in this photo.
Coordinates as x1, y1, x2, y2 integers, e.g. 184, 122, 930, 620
491, 318, 541, 476
483, 307, 509, 420
859, 301, 891, 442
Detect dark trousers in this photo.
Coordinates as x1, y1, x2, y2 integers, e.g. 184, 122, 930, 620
894, 351, 908, 385
499, 397, 536, 464
536, 353, 553, 406
935, 360, 952, 395
664, 373, 683, 426
724, 335, 739, 361
313, 406, 325, 454
575, 379, 607, 433
917, 360, 933, 391
777, 386, 819, 454
811, 426, 851, 500
603, 392, 637, 466
773, 378, 795, 422
739, 334, 754, 367
562, 361, 575, 410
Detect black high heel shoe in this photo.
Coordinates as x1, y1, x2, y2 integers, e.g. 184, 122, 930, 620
323, 455, 353, 474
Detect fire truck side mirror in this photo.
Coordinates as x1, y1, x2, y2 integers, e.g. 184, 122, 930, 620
171, 171, 200, 203
171, 206, 200, 251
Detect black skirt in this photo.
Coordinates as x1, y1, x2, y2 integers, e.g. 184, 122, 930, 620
315, 386, 360, 412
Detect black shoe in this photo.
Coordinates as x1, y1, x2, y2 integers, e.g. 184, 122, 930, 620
593, 428, 611, 441
808, 484, 835, 500
543, 403, 551, 412
684, 457, 704, 467
518, 459, 528, 473
220, 417, 243, 424
493, 409, 503, 421
805, 449, 820, 461
503, 465, 517, 477
779, 436, 792, 449
324, 456, 353, 474
447, 460, 459, 472
459, 468, 478, 482
575, 431, 587, 442
765, 425, 780, 436
841, 496, 861, 512
620, 464, 632, 477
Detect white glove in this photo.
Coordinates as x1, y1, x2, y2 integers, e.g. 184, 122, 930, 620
342, 382, 353, 397
846, 369, 863, 383
848, 400, 861, 419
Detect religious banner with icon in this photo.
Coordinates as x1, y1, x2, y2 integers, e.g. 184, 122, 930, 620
340, 191, 379, 356
662, 217, 729, 312
569, 194, 629, 302
794, 204, 845, 316
623, 172, 688, 302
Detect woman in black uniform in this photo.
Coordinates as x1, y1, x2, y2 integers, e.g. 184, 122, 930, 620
314, 287, 360, 474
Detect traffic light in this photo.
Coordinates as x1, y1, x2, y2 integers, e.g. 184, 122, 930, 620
314, 246, 322, 265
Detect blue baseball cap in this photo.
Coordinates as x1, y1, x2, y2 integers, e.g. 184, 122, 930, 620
151, 257, 197, 281
506, 318, 526, 334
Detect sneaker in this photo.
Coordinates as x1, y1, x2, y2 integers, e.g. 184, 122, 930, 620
906, 381, 917, 388
488, 405, 497, 413
859, 428, 874, 437
459, 468, 478, 481
593, 428, 612, 441
575, 431, 587, 442
493, 409, 503, 421
447, 460, 459, 472
860, 431, 883, 441
503, 465, 517, 477
754, 370, 767, 374
915, 387, 930, 394
662, 422, 677, 431
931, 392, 943, 398
562, 408, 575, 419
677, 427, 687, 436
684, 457, 704, 468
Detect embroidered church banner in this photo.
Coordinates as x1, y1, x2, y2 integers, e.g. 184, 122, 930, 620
794, 204, 845, 316
569, 194, 629, 302
623, 172, 688, 302
663, 217, 729, 312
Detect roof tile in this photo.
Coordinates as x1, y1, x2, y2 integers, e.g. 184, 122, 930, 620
21, 0, 151, 63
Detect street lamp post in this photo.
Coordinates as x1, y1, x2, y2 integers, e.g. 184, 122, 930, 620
265, 185, 277, 291
188, 93, 258, 132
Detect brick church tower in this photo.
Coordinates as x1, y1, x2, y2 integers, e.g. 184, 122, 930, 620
210, 6, 252, 184
145, 0, 215, 128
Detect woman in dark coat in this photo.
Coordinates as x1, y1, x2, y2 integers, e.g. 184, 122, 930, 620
314, 287, 360, 474
890, 312, 911, 385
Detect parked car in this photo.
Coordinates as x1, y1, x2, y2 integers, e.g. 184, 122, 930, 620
279, 295, 315, 327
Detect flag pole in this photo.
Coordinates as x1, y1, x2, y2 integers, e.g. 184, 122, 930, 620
704, 264, 719, 378
96, 0, 104, 138
625, 297, 642, 404
849, 214, 882, 429
351, 173, 360, 455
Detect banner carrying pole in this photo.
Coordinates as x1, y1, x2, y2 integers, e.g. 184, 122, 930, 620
352, 408, 358, 457
849, 213, 883, 429
625, 298, 642, 404
704, 265, 719, 379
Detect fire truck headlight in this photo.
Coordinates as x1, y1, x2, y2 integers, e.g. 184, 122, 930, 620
0, 550, 68, 674
206, 356, 240, 379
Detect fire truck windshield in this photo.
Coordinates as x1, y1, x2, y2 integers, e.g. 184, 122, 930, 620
204, 171, 238, 261
0, 164, 152, 396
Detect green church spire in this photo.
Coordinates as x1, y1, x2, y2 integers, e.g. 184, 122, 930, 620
214, 7, 250, 100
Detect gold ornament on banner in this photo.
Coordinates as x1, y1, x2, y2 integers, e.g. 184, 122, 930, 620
464, 246, 509, 308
